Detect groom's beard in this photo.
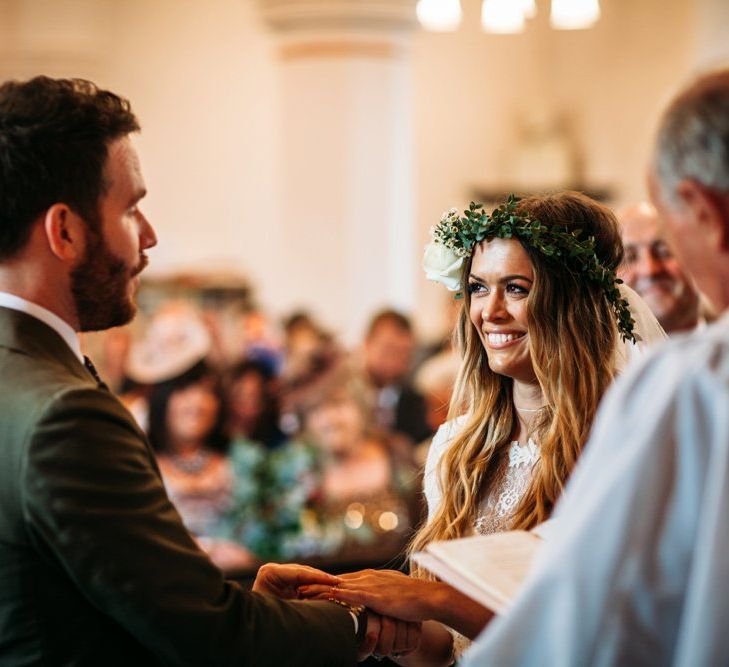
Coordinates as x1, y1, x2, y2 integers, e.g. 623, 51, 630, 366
70, 229, 147, 333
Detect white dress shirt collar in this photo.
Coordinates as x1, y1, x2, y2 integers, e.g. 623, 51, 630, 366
0, 291, 83, 362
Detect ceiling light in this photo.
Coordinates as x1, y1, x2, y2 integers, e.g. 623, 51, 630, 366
550, 0, 601, 30
481, 0, 527, 34
521, 0, 537, 19
416, 0, 463, 32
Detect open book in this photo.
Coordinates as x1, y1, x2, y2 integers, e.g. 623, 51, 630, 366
412, 521, 554, 614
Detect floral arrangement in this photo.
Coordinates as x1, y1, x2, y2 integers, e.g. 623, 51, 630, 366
422, 195, 636, 342
220, 437, 414, 561
220, 438, 319, 560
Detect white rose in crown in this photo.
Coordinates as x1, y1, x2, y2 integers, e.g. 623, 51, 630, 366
422, 241, 464, 291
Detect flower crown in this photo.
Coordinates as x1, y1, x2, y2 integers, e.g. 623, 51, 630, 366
423, 195, 636, 342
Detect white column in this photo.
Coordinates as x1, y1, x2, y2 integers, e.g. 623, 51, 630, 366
259, 0, 418, 343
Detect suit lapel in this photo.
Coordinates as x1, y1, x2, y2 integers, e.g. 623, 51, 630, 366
0, 306, 94, 386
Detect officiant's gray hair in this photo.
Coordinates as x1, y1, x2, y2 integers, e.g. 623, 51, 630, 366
654, 68, 729, 205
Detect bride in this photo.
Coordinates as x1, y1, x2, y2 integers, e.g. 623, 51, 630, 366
301, 191, 665, 665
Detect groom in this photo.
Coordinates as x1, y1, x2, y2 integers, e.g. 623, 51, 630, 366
0, 76, 404, 665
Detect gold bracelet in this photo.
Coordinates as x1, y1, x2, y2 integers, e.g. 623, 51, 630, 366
328, 598, 367, 643
327, 597, 365, 615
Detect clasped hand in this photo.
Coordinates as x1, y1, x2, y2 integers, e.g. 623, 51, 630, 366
253, 563, 422, 662
299, 568, 442, 622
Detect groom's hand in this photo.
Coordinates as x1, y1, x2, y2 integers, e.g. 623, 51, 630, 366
357, 613, 421, 662
252, 563, 340, 600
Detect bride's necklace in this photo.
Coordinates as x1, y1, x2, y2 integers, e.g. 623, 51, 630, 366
515, 405, 543, 413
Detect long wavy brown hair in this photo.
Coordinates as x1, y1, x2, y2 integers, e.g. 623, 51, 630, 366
411, 192, 623, 575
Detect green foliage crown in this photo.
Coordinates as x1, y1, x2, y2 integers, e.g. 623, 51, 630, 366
433, 195, 636, 342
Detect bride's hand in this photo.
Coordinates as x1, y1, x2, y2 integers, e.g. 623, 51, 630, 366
300, 569, 446, 623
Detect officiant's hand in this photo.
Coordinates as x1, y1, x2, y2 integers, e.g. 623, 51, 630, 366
252, 563, 339, 599
299, 569, 445, 622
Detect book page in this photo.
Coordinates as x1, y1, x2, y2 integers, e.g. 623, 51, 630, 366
414, 531, 541, 613
413, 551, 509, 613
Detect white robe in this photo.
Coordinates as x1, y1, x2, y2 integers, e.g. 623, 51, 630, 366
462, 313, 729, 667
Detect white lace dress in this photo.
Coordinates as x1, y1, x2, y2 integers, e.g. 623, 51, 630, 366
423, 415, 540, 661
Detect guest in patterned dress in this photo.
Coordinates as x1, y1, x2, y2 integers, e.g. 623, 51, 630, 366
301, 192, 666, 664
148, 360, 255, 571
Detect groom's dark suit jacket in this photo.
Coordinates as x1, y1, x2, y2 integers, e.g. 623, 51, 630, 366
0, 306, 355, 666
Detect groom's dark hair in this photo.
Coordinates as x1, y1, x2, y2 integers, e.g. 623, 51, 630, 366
0, 76, 139, 260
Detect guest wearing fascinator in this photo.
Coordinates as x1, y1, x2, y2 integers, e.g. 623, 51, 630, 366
297, 192, 667, 665
122, 300, 214, 428
127, 303, 254, 571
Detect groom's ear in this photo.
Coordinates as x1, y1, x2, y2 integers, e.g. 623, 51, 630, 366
43, 204, 87, 262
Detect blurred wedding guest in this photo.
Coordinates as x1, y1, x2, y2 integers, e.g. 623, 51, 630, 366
362, 309, 432, 444
124, 299, 213, 429
413, 348, 460, 460
148, 361, 229, 534
461, 68, 729, 667
618, 201, 714, 333
198, 303, 281, 371
148, 359, 255, 571
226, 359, 286, 449
287, 363, 419, 561
0, 76, 368, 665
281, 310, 338, 390
239, 308, 283, 375
413, 296, 461, 369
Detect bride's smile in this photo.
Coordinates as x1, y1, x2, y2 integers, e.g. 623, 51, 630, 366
468, 237, 535, 384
